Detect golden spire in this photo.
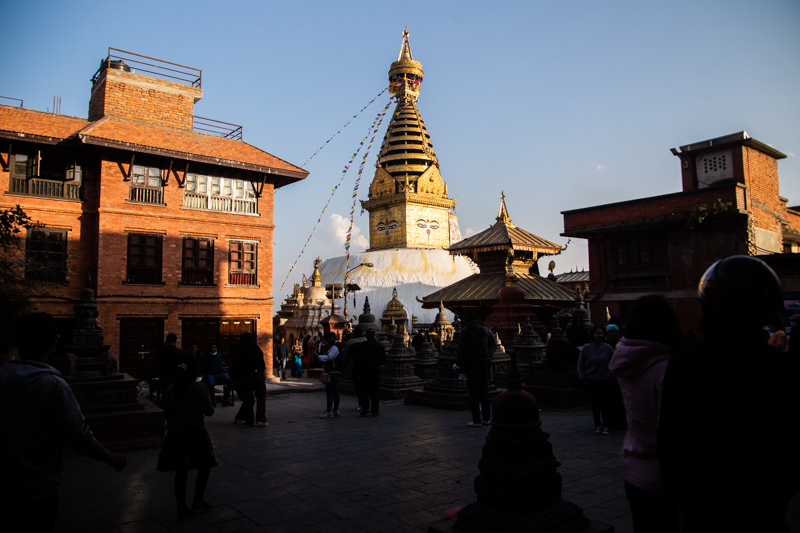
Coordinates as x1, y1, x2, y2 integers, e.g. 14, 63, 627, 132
495, 191, 515, 228
398, 27, 413, 61
311, 257, 322, 286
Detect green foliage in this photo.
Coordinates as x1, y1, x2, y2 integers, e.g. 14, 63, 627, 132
684, 199, 732, 230
0, 205, 39, 357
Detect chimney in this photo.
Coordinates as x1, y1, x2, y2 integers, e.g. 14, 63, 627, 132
88, 58, 202, 130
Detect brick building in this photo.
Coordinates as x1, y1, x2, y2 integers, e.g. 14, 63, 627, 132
561, 131, 800, 331
0, 50, 307, 379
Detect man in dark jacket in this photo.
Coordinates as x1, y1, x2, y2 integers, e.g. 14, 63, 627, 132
200, 344, 233, 407
274, 337, 288, 380
0, 313, 127, 532
456, 313, 496, 427
154, 333, 187, 400
351, 328, 386, 416
659, 256, 800, 531
230, 333, 267, 427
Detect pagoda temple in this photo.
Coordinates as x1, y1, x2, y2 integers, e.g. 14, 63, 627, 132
319, 29, 475, 328
421, 193, 575, 326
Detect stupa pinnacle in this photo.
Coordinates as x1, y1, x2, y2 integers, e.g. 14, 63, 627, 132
361, 28, 459, 250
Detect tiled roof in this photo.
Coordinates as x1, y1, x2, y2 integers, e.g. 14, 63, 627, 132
79, 117, 307, 177
0, 106, 90, 142
0, 105, 307, 180
421, 272, 576, 308
449, 223, 563, 255
556, 271, 590, 283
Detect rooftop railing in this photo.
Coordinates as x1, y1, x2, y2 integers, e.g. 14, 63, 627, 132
0, 96, 23, 107
91, 48, 202, 89
193, 116, 243, 141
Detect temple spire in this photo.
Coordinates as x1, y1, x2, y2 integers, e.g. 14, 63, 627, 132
398, 27, 413, 61
311, 257, 323, 286
495, 191, 515, 228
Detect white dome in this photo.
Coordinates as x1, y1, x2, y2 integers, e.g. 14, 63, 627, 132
319, 248, 477, 324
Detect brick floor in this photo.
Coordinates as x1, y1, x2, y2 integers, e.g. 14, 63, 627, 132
55, 389, 800, 532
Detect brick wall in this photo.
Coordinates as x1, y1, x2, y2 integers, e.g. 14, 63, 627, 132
89, 69, 201, 131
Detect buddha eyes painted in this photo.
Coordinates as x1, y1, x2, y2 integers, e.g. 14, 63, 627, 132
377, 222, 386, 232
417, 219, 427, 229
387, 221, 399, 230
429, 221, 440, 230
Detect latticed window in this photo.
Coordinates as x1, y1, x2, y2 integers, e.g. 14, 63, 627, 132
25, 228, 67, 283
228, 241, 257, 285
612, 234, 669, 290
130, 165, 163, 204
182, 238, 214, 285
127, 234, 162, 284
183, 174, 257, 214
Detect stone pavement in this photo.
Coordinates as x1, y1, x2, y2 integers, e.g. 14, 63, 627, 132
56, 387, 800, 533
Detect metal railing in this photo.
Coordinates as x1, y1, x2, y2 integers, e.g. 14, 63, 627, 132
11, 177, 80, 199
193, 116, 243, 141
130, 186, 163, 204
229, 272, 256, 285
182, 269, 214, 285
126, 267, 161, 284
0, 96, 23, 107
92, 48, 202, 88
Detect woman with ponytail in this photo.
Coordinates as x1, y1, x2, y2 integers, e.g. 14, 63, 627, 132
157, 352, 216, 521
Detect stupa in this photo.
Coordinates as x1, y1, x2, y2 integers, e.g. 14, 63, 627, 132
319, 29, 476, 328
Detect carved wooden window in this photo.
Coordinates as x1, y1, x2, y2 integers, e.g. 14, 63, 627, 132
127, 234, 162, 284
182, 238, 214, 285
130, 165, 163, 204
25, 228, 67, 283
228, 241, 257, 286
9, 151, 81, 200
183, 173, 256, 214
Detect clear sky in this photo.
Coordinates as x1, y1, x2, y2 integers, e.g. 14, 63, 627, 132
3, 0, 799, 305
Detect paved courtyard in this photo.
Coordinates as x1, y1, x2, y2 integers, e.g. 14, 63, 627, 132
56, 385, 800, 533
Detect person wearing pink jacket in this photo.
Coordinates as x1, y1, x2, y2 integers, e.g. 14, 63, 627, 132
609, 295, 681, 533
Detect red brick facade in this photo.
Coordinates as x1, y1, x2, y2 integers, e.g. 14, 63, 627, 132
562, 132, 794, 331
1, 55, 306, 380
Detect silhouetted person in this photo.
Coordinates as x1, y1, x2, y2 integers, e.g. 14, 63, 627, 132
0, 313, 126, 532
155, 333, 186, 395
659, 256, 800, 531
157, 351, 216, 520
456, 312, 495, 427
411, 330, 425, 353
789, 314, 800, 357
274, 337, 288, 380
351, 328, 386, 416
230, 333, 267, 427
200, 344, 232, 407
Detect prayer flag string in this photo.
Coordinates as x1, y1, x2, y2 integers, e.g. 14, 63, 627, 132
279, 96, 395, 292
300, 88, 388, 168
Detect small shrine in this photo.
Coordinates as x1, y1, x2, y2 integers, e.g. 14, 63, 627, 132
420, 193, 575, 330
381, 288, 409, 332
278, 258, 342, 345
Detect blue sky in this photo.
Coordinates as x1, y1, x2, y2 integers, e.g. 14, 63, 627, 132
3, 0, 799, 304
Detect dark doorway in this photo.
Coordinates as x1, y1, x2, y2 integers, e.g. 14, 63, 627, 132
182, 318, 221, 356
220, 318, 256, 366
119, 318, 165, 381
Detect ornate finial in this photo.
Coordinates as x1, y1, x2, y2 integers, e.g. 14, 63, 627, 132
398, 27, 413, 61
495, 191, 515, 228
363, 296, 371, 315
311, 258, 322, 286
389, 28, 423, 103
392, 287, 398, 299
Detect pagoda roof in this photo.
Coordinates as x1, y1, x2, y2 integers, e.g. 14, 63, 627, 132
556, 270, 590, 283
449, 193, 563, 255
420, 272, 576, 309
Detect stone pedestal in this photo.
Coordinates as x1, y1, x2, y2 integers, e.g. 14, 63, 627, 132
414, 339, 439, 382
380, 333, 423, 399
429, 357, 612, 533
524, 326, 588, 410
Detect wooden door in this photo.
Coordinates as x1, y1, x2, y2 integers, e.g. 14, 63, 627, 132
220, 318, 256, 366
119, 318, 164, 381
181, 318, 221, 355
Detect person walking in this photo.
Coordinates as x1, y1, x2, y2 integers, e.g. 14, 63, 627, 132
0, 313, 127, 532
290, 338, 303, 377
609, 295, 681, 532
456, 313, 496, 428
200, 344, 233, 407
351, 328, 386, 416
318, 332, 343, 419
274, 337, 288, 380
229, 333, 267, 427
659, 256, 800, 531
157, 352, 216, 521
344, 327, 367, 410
578, 326, 615, 435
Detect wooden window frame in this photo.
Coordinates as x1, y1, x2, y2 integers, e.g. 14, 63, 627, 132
181, 237, 215, 285
611, 233, 670, 291
126, 233, 163, 284
25, 228, 68, 283
129, 165, 164, 204
228, 240, 257, 286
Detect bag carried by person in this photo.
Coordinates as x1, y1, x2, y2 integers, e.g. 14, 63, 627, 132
319, 372, 331, 384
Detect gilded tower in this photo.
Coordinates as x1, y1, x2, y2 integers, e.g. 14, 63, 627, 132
361, 29, 459, 250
